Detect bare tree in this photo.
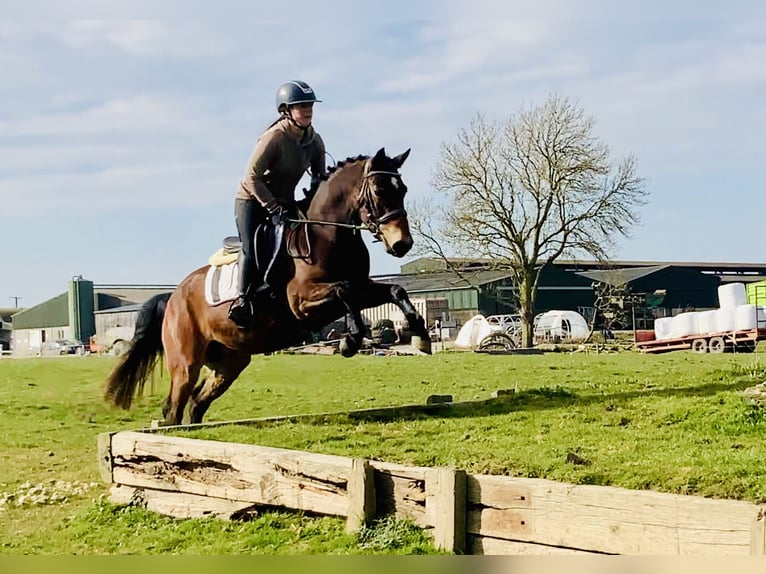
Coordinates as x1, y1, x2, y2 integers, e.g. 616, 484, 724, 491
412, 95, 648, 347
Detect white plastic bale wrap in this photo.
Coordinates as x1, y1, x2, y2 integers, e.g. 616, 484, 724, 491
670, 312, 699, 338
718, 283, 747, 309
455, 315, 493, 348
734, 304, 757, 331
716, 308, 736, 333
654, 317, 674, 340
697, 310, 719, 335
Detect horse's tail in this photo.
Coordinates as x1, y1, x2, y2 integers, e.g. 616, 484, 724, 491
104, 292, 172, 409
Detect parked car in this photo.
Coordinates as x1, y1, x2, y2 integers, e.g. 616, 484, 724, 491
40, 339, 84, 356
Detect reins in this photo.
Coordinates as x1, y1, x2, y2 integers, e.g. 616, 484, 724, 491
284, 217, 372, 234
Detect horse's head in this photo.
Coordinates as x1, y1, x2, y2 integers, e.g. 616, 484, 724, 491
359, 147, 413, 257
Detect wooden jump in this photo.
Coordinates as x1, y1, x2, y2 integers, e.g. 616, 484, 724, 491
99, 402, 766, 555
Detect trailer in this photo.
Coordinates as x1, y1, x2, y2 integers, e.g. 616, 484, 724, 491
635, 328, 766, 354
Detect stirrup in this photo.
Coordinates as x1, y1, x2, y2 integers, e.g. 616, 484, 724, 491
252, 284, 277, 302
228, 296, 253, 329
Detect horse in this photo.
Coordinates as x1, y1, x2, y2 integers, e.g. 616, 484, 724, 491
104, 147, 432, 425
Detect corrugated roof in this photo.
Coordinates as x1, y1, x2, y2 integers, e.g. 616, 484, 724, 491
94, 304, 144, 315
373, 268, 513, 293
575, 265, 670, 286
403, 256, 766, 274
0, 308, 22, 322
11, 293, 69, 330
95, 286, 175, 309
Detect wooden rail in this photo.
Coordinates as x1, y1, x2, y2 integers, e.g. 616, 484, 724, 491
99, 430, 766, 555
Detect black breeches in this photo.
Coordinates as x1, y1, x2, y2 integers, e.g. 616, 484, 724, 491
234, 198, 267, 295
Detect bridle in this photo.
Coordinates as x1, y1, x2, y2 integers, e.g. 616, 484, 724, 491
358, 162, 407, 240
286, 160, 407, 240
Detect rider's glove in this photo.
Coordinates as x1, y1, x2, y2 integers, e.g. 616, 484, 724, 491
266, 202, 289, 227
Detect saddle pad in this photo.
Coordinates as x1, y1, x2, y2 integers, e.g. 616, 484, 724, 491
204, 262, 239, 306
209, 247, 238, 267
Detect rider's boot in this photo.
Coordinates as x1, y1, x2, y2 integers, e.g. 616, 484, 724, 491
228, 250, 256, 329
227, 295, 253, 330
250, 227, 283, 305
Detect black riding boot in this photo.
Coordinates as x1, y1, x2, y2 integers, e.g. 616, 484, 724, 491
228, 249, 256, 329
228, 199, 262, 329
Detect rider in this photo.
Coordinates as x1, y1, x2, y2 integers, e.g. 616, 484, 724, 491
228, 80, 327, 329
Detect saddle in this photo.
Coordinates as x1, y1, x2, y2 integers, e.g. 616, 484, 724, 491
228, 222, 280, 278
205, 220, 307, 307
209, 215, 312, 271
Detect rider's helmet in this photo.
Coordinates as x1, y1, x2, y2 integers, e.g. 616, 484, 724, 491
275, 81, 321, 113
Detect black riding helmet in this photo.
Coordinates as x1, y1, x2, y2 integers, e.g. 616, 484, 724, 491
275, 81, 322, 113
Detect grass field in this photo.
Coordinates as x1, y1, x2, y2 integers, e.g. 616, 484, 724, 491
1, 350, 766, 554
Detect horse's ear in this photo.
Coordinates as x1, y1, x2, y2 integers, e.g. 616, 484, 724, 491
392, 148, 411, 169
373, 147, 387, 164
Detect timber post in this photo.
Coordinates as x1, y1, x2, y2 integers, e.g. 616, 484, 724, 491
426, 467, 466, 553
346, 458, 375, 533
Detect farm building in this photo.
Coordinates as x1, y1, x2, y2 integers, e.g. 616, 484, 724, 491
10, 277, 174, 356
0, 308, 21, 352
387, 257, 766, 330
92, 304, 144, 355
10, 258, 766, 354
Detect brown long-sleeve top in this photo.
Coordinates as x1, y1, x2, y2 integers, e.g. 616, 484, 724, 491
237, 117, 326, 207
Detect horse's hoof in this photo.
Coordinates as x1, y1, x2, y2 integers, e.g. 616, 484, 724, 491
339, 336, 359, 358
411, 335, 432, 355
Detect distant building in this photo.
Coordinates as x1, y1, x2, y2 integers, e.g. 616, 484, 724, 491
92, 304, 144, 355
384, 257, 766, 328
9, 257, 766, 354
10, 277, 174, 356
0, 308, 21, 352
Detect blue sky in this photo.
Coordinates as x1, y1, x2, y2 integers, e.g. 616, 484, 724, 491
2, 1, 765, 307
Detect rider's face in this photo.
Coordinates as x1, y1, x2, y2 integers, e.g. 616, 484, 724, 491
289, 103, 314, 127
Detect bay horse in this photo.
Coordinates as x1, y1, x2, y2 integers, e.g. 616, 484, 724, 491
104, 148, 431, 425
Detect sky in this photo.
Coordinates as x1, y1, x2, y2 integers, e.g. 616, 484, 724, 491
2, 1, 766, 308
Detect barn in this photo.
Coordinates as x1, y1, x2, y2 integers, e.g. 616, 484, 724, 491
385, 257, 766, 331
10, 277, 174, 356
92, 304, 144, 355
0, 308, 19, 352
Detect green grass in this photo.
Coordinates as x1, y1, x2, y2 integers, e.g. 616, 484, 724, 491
1, 351, 766, 553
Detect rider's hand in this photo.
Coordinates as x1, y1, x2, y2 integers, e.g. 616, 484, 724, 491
267, 203, 289, 226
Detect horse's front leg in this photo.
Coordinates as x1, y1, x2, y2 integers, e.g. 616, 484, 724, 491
358, 281, 432, 354
292, 280, 366, 358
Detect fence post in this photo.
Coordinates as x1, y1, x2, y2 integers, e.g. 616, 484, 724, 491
752, 507, 766, 554
426, 467, 466, 553
346, 458, 375, 533
97, 432, 114, 484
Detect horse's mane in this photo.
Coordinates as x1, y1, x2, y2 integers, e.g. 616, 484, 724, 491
299, 155, 369, 210
324, 154, 369, 181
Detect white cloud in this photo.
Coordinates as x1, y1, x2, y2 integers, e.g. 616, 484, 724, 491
711, 42, 766, 84
0, 95, 200, 137
554, 29, 766, 172
61, 20, 166, 52
377, 20, 553, 93
0, 160, 235, 216
3, 12, 765, 218
58, 19, 230, 56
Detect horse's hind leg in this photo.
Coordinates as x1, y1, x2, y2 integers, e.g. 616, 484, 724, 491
189, 344, 251, 424
162, 358, 202, 425
161, 315, 203, 425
